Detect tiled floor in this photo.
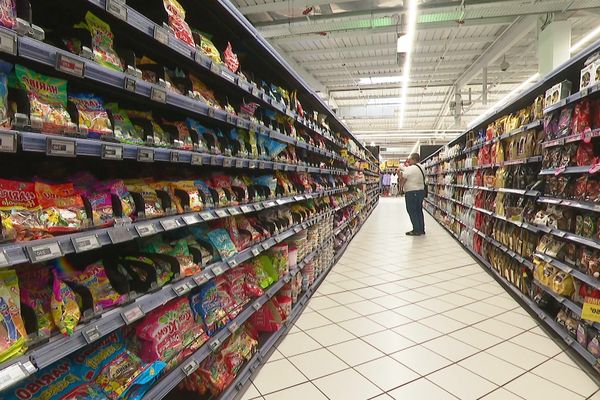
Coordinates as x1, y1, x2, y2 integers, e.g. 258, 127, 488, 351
240, 197, 600, 400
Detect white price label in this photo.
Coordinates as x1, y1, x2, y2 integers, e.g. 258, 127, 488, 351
0, 363, 32, 391
153, 25, 169, 45
209, 338, 221, 351
137, 148, 154, 162
108, 227, 134, 243
191, 153, 203, 165
150, 86, 167, 103
0, 251, 8, 267
248, 161, 257, 169
183, 215, 201, 225
124, 76, 136, 92
0, 131, 16, 152
210, 156, 220, 165
240, 205, 254, 213
160, 219, 181, 231
266, 201, 277, 208
294, 195, 305, 201
28, 242, 62, 262
136, 223, 156, 237
83, 326, 101, 343
276, 199, 287, 205
251, 248, 260, 256
235, 159, 244, 168
227, 321, 239, 333
72, 235, 101, 253
259, 161, 266, 169
210, 62, 221, 74
170, 151, 181, 163
106, 0, 127, 20
46, 138, 75, 157
55, 53, 85, 77
193, 273, 210, 286
212, 265, 225, 276
182, 359, 199, 376
253, 302, 261, 311
228, 259, 237, 268
223, 158, 232, 167
228, 208, 240, 215
200, 212, 215, 221
102, 144, 123, 160
215, 209, 229, 218
121, 305, 144, 325
221, 70, 236, 83
173, 282, 191, 296
0, 30, 16, 55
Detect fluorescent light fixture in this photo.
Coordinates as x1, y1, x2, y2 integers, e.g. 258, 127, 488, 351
370, 141, 375, 146
397, 34, 409, 53
397, 0, 418, 128
571, 25, 600, 53
367, 97, 403, 105
409, 140, 420, 154
359, 76, 405, 85
468, 72, 539, 129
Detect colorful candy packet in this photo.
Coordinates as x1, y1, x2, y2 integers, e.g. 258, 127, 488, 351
62, 262, 127, 311
50, 269, 81, 335
105, 102, 145, 145
0, 178, 45, 241
0, 270, 27, 362
190, 281, 229, 335
68, 92, 113, 138
207, 228, 237, 259
163, 0, 194, 46
35, 182, 88, 233
83, 11, 124, 71
0, 0, 16, 29
17, 265, 56, 338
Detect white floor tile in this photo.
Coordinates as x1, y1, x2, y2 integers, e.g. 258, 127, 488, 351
355, 356, 419, 391
419, 314, 466, 334
509, 331, 563, 357
352, 286, 388, 299
394, 303, 436, 320
479, 388, 525, 400
294, 312, 332, 331
362, 329, 416, 354
276, 332, 322, 357
328, 338, 385, 366
393, 322, 444, 343
327, 291, 364, 305
288, 348, 349, 380
368, 310, 412, 328
306, 324, 356, 347
388, 378, 459, 400
313, 368, 383, 400
318, 305, 361, 323
371, 295, 408, 309
263, 382, 328, 400
239, 383, 261, 400
427, 365, 497, 400
346, 300, 387, 316
473, 318, 524, 340
485, 342, 549, 370
339, 316, 387, 336
252, 359, 307, 395
504, 373, 585, 400
307, 296, 340, 310
459, 352, 526, 385
443, 307, 488, 325
423, 335, 479, 362
449, 326, 503, 350
530, 359, 599, 397
391, 345, 453, 375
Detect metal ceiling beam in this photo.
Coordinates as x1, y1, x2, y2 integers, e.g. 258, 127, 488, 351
333, 90, 512, 102
318, 70, 537, 84
326, 78, 530, 91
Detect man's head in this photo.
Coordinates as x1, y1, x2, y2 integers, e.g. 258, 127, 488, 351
407, 153, 420, 166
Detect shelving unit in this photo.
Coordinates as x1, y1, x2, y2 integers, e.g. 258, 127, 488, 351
0, 0, 379, 398
423, 37, 600, 381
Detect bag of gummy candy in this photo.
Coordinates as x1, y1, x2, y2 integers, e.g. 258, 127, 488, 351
105, 103, 145, 145
0, 178, 45, 241
168, 239, 201, 277
0, 60, 12, 128
68, 92, 113, 139
125, 179, 165, 219
35, 182, 87, 233
51, 269, 81, 335
269, 243, 289, 278
104, 179, 136, 219
215, 276, 241, 319
0, 270, 27, 362
0, 0, 16, 29
163, 0, 194, 47
207, 228, 237, 259
61, 261, 127, 311
84, 11, 123, 71
14, 64, 72, 133
191, 30, 222, 64
190, 281, 229, 335
85, 189, 115, 227
17, 265, 56, 338
161, 119, 194, 150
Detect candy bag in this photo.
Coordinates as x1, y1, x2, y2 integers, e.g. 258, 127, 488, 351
84, 11, 123, 71
50, 269, 80, 335
69, 92, 113, 138
105, 102, 145, 145
85, 190, 115, 227
106, 179, 136, 219
0, 178, 44, 241
250, 297, 285, 332
190, 281, 229, 335
0, 270, 27, 362
0, 61, 11, 128
125, 179, 165, 218
36, 182, 87, 233
226, 269, 249, 309
14, 64, 72, 133
207, 228, 237, 259
242, 263, 264, 298
215, 276, 240, 319
169, 239, 201, 276
269, 243, 289, 278
0, 0, 16, 29
17, 266, 56, 337
192, 30, 222, 64
63, 262, 126, 311
163, 0, 194, 46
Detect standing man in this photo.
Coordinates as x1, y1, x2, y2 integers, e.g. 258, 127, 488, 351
399, 153, 426, 236
390, 171, 399, 196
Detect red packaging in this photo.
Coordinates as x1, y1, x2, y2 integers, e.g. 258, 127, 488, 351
572, 99, 591, 134
36, 182, 87, 233
0, 179, 44, 241
250, 298, 285, 332
576, 142, 595, 166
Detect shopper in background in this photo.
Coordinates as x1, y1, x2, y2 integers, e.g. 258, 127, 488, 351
390, 172, 399, 196
399, 153, 426, 236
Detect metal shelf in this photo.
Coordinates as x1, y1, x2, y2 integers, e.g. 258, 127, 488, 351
538, 196, 600, 213
539, 166, 592, 175
543, 82, 600, 115
0, 188, 346, 268
542, 128, 600, 149
535, 252, 600, 291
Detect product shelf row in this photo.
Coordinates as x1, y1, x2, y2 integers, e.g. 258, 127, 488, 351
0, 202, 342, 391
426, 155, 542, 176
431, 183, 541, 198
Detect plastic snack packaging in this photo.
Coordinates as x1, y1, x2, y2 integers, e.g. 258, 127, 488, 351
17, 265, 56, 338
136, 297, 207, 363
62, 262, 127, 311
0, 60, 12, 128
13, 64, 72, 133
68, 92, 113, 139
270, 243, 289, 278
36, 182, 88, 233
125, 179, 165, 219
241, 263, 264, 298
105, 103, 145, 145
190, 281, 229, 335
83, 11, 124, 71
161, 119, 194, 150
0, 178, 45, 241
172, 180, 203, 211
104, 179, 136, 219
85, 190, 115, 227
50, 269, 80, 335
223, 42, 240, 73
168, 239, 202, 276
0, 270, 27, 362
226, 269, 249, 309
250, 297, 285, 332
0, 0, 16, 29
163, 0, 194, 46
207, 228, 237, 259
216, 276, 241, 319
192, 30, 222, 64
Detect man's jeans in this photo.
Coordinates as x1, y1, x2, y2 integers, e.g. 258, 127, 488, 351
405, 190, 425, 234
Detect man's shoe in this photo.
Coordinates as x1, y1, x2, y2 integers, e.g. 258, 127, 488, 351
406, 231, 417, 236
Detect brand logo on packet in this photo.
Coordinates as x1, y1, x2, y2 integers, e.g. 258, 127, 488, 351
21, 76, 59, 95
14, 361, 71, 399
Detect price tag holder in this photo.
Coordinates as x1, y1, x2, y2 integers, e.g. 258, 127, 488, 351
135, 223, 156, 237
207, 107, 217, 119
210, 156, 220, 166
193, 272, 211, 286
27, 242, 62, 263
173, 281, 191, 296
182, 359, 199, 376
253, 302, 261, 311
170, 151, 181, 163
221, 70, 237, 83
150, 86, 167, 103
227, 259, 237, 268
259, 161, 266, 169
254, 203, 263, 211
0, 130, 17, 153
215, 209, 229, 218
226, 114, 236, 125
46, 138, 76, 157
227, 321, 239, 334
101, 144, 123, 160
137, 148, 154, 162
108, 226, 134, 244
183, 214, 201, 225
72, 235, 101, 253
0, 29, 16, 56
105, 0, 128, 20
0, 251, 8, 267
251, 248, 260, 256
276, 199, 287, 205
160, 218, 182, 231
55, 53, 85, 77
248, 160, 257, 169
200, 212, 215, 221
153, 25, 169, 45
212, 265, 225, 276
210, 62, 221, 74
82, 326, 101, 343
209, 338, 221, 352
294, 195, 305, 201
235, 159, 244, 168
0, 362, 34, 391
223, 158, 232, 167
240, 205, 254, 213
123, 76, 136, 92
191, 153, 203, 165
121, 305, 144, 325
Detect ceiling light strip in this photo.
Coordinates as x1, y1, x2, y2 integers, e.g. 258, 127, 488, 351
398, 0, 418, 128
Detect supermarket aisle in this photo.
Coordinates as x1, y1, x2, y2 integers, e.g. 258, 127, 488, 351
240, 197, 599, 400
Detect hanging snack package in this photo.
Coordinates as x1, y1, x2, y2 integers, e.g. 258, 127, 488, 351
50, 269, 80, 335
0, 61, 11, 128
125, 179, 165, 219
69, 92, 113, 139
105, 103, 145, 145
0, 270, 27, 362
192, 30, 222, 64
14, 64, 72, 133
189, 74, 222, 109
0, 178, 44, 242
169, 239, 202, 276
106, 179, 136, 219
270, 243, 289, 278
161, 119, 194, 150
226, 269, 249, 310
215, 276, 240, 319
17, 265, 56, 338
35, 182, 87, 233
84, 11, 124, 71
172, 180, 203, 211
190, 281, 229, 335
136, 297, 207, 363
63, 262, 127, 311
207, 228, 237, 259
163, 0, 194, 46
0, 0, 16, 29
126, 110, 171, 147
242, 263, 264, 298
84, 189, 115, 227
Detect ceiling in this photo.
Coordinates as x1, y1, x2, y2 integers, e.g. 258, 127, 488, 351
231, 0, 600, 159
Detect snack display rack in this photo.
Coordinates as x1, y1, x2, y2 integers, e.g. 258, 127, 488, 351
0, 0, 379, 398
423, 38, 600, 381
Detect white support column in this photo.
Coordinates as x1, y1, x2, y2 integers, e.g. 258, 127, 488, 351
538, 17, 572, 76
